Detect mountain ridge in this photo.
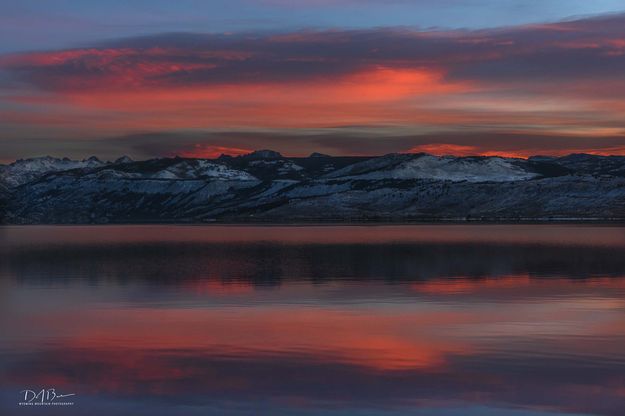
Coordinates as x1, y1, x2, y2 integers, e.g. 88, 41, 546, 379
2, 151, 625, 223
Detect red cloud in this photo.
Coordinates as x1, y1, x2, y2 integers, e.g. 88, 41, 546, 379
2, 15, 625, 156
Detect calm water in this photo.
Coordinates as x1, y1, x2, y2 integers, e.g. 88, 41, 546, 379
1, 225, 624, 416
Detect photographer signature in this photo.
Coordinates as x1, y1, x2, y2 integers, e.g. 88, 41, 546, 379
20, 388, 76, 404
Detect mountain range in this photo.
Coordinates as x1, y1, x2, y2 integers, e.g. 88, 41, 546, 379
1, 151, 625, 223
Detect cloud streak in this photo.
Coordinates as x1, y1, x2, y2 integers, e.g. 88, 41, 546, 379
5, 14, 625, 90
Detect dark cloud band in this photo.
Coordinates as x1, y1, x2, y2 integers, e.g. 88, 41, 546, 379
3, 14, 625, 91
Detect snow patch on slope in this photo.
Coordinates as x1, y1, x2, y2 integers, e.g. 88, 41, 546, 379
249, 159, 304, 174
327, 154, 537, 182
151, 160, 257, 180
0, 156, 106, 187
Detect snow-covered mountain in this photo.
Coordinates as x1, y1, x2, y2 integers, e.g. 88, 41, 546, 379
114, 155, 134, 164
0, 156, 106, 187
2, 151, 625, 223
324, 153, 539, 182
0, 156, 257, 186
136, 159, 257, 181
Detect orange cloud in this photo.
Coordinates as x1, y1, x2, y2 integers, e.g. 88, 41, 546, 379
61, 66, 467, 106
4, 20, 625, 156
1, 66, 475, 133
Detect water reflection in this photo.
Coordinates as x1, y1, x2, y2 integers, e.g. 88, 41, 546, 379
1, 225, 624, 416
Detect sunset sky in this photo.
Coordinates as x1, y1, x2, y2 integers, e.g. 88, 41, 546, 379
2, 1, 625, 161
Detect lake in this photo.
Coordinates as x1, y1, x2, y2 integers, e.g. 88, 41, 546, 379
1, 225, 624, 416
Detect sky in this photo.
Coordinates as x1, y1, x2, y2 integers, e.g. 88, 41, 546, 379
2, 0, 625, 161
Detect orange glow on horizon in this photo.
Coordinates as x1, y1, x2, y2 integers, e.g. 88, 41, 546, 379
406, 143, 625, 159
175, 144, 252, 158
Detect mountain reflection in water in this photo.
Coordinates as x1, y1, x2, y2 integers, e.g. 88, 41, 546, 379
1, 225, 624, 416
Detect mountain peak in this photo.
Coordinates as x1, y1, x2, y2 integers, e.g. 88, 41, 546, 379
243, 149, 283, 160
309, 152, 331, 158
1, 155, 106, 187
114, 155, 134, 164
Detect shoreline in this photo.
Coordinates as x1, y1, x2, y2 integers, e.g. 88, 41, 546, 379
4, 218, 625, 226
